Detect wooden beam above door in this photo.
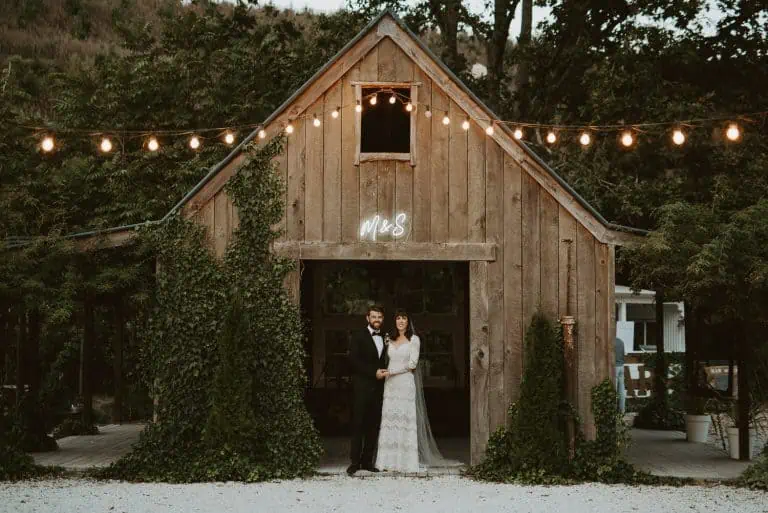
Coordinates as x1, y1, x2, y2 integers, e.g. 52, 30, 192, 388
272, 242, 497, 261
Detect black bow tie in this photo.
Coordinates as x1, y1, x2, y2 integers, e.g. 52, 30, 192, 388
372, 330, 381, 336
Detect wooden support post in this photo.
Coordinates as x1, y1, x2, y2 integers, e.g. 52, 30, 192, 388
654, 290, 666, 407
113, 299, 125, 424
561, 315, 577, 460
81, 295, 94, 426
469, 261, 489, 465
28, 309, 41, 396
16, 309, 26, 405
738, 352, 751, 460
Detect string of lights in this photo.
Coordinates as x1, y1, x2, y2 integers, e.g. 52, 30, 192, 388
17, 87, 765, 154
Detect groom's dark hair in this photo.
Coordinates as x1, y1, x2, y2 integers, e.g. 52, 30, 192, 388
367, 304, 385, 316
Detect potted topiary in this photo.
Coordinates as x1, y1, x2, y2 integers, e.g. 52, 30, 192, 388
685, 395, 711, 443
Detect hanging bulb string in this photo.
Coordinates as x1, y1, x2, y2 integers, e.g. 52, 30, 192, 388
13, 86, 767, 152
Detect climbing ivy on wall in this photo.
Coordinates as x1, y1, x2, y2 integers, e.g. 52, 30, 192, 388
100, 138, 322, 482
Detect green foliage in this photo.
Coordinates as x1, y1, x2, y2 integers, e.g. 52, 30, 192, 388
739, 450, 768, 491
202, 295, 257, 452
471, 314, 651, 485
52, 417, 99, 439
99, 140, 321, 483
0, 393, 58, 481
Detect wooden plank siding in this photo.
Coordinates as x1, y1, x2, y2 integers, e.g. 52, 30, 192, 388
188, 31, 618, 454
502, 153, 523, 414
485, 138, 505, 432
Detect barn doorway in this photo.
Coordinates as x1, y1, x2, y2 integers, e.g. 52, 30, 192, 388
300, 260, 470, 466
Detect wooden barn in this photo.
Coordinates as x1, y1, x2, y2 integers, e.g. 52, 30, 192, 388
173, 11, 640, 464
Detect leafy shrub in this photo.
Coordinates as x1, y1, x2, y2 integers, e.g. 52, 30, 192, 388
471, 313, 655, 485
98, 140, 322, 482
739, 450, 768, 490
0, 393, 57, 480
52, 417, 99, 439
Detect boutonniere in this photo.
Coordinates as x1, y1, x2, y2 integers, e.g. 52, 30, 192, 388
383, 333, 391, 345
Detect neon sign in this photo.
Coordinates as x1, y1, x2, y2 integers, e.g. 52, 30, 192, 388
359, 213, 408, 241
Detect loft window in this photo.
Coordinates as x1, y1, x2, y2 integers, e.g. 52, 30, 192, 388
361, 87, 410, 153
354, 82, 418, 165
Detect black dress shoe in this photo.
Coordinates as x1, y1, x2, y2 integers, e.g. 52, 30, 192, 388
346, 464, 359, 476
362, 466, 381, 473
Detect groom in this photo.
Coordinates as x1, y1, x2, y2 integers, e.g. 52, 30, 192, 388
347, 304, 389, 476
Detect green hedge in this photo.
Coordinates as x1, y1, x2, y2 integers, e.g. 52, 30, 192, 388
98, 139, 321, 482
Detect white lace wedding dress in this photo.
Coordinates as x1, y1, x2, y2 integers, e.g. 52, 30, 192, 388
375, 336, 421, 473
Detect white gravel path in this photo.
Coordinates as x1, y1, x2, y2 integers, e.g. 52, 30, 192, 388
1, 476, 765, 513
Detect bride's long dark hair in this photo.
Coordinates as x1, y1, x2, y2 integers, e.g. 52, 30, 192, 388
394, 309, 415, 340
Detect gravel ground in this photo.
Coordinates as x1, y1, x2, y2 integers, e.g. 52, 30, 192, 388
1, 476, 766, 513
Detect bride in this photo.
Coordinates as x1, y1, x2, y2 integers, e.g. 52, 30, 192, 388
375, 309, 451, 473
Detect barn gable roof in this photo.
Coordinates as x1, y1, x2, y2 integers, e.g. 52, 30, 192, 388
173, 10, 643, 245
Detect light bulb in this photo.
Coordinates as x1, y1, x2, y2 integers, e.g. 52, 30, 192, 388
41, 136, 55, 152
285, 123, 294, 134
313, 115, 321, 128
405, 103, 413, 112
546, 131, 557, 144
485, 125, 494, 136
726, 123, 740, 141
513, 128, 523, 140
147, 137, 159, 152
331, 108, 340, 119
579, 132, 591, 146
258, 129, 266, 139
355, 102, 363, 113
189, 136, 201, 150
462, 119, 470, 131
224, 132, 235, 145
389, 95, 396, 104
620, 131, 634, 147
672, 129, 685, 146
100, 137, 113, 153
369, 95, 377, 106
442, 115, 450, 125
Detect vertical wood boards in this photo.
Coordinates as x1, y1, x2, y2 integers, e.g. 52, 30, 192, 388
521, 173, 541, 329
448, 100, 468, 241
502, 153, 523, 411
558, 207, 578, 319
576, 223, 597, 439
430, 85, 449, 242
469, 260, 490, 465
467, 123, 486, 242
608, 245, 617, 382
305, 98, 325, 241
286, 116, 307, 241
486, 139, 505, 431
358, 49, 378, 239
394, 41, 414, 239
540, 191, 560, 320
323, 82, 343, 242
412, 66, 431, 242
200, 200, 215, 247
595, 242, 611, 386
341, 64, 360, 242
274, 143, 288, 241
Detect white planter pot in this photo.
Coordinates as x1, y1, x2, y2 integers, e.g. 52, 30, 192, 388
727, 427, 756, 460
685, 414, 711, 443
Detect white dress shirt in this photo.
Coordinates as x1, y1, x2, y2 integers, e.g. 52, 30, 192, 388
368, 325, 384, 358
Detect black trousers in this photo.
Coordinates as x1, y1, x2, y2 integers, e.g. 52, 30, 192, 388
350, 384, 383, 467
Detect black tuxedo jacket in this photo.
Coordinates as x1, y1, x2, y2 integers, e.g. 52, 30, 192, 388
349, 328, 388, 392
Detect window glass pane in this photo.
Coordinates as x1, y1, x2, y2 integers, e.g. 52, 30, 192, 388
633, 322, 644, 351
361, 87, 411, 153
